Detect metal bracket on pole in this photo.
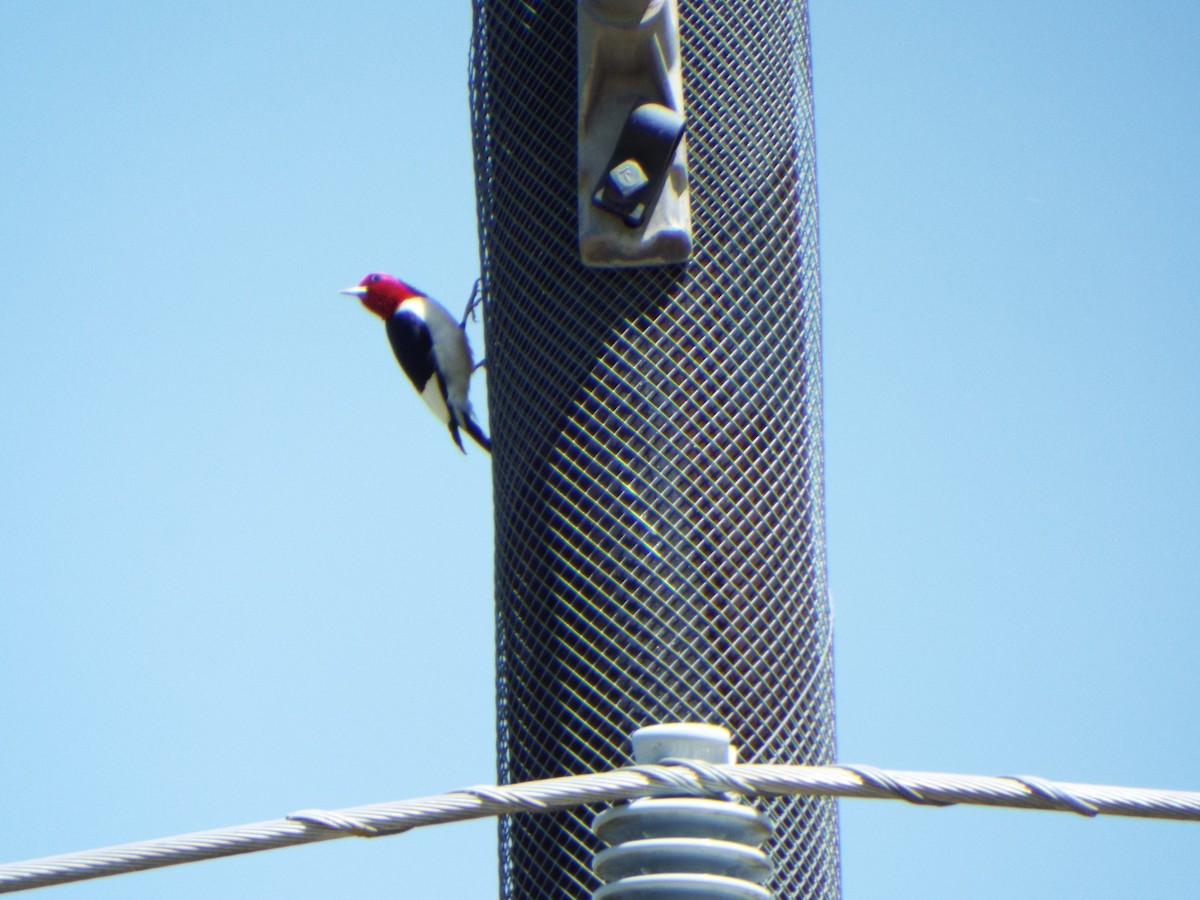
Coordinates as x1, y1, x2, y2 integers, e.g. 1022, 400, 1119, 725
578, 0, 692, 267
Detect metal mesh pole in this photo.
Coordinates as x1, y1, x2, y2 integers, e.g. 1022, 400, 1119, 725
470, 1, 839, 896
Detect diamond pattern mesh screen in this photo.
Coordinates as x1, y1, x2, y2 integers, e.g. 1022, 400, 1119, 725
470, 1, 840, 896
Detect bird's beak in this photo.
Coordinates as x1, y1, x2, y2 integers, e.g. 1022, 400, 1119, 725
340, 285, 368, 299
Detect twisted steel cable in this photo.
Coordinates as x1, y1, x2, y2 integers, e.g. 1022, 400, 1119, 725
4, 763, 1200, 893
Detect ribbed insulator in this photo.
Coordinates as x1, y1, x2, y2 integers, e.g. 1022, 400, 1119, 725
592, 725, 774, 899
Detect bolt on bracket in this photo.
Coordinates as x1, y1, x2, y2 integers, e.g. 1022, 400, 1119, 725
578, 0, 692, 267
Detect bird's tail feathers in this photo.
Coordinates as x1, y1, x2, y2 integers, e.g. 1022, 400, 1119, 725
460, 414, 492, 454
447, 420, 467, 454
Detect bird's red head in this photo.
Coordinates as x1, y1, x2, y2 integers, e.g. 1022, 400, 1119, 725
340, 272, 421, 320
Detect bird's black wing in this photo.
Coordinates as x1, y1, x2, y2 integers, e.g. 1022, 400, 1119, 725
385, 309, 437, 393
387, 309, 469, 453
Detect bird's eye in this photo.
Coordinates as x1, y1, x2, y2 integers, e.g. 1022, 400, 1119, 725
369, 274, 381, 283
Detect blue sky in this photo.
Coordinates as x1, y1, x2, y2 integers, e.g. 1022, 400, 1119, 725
2, 2, 1198, 898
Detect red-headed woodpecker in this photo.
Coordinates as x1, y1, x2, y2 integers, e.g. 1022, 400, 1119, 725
341, 273, 491, 454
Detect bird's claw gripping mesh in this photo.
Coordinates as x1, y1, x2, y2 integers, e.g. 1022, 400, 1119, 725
471, 1, 839, 896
